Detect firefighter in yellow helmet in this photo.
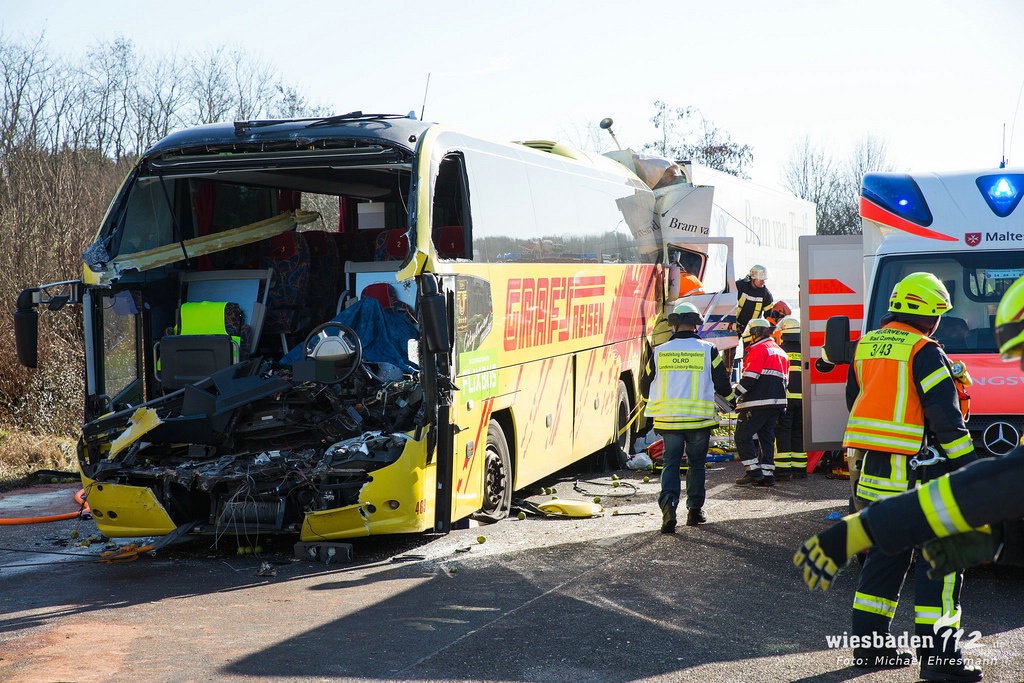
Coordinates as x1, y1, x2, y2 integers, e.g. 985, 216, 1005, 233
793, 274, 1024, 579
793, 272, 985, 682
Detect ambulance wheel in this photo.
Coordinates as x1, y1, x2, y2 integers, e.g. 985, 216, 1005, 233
603, 380, 632, 470
472, 419, 512, 523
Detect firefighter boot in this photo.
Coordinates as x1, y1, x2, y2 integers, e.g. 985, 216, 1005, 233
736, 470, 763, 486
660, 503, 677, 534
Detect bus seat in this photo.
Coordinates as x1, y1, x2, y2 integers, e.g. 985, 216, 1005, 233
179, 269, 272, 353
302, 230, 341, 324
259, 231, 311, 354
342, 260, 416, 312
374, 228, 409, 261
362, 282, 416, 323
434, 225, 466, 259
333, 229, 380, 262
155, 301, 247, 390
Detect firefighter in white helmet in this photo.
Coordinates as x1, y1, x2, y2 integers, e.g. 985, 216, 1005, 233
735, 264, 774, 339
641, 302, 735, 531
733, 317, 788, 487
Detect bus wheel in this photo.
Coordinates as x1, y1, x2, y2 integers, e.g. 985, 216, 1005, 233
472, 419, 512, 523
604, 380, 631, 470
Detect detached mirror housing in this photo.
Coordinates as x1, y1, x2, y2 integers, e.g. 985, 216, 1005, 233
823, 315, 856, 366
419, 276, 451, 354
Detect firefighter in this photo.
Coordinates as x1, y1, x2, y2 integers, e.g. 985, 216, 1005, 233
773, 315, 806, 480
793, 272, 980, 682
641, 302, 735, 532
793, 274, 1024, 580
765, 300, 792, 342
736, 264, 774, 334
733, 318, 788, 487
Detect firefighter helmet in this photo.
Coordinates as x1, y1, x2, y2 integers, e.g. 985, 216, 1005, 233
778, 315, 801, 335
749, 265, 768, 281
669, 301, 704, 327
995, 276, 1024, 361
743, 317, 772, 339
765, 300, 792, 322
887, 272, 951, 316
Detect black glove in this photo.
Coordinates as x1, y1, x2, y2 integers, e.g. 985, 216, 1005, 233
793, 513, 873, 591
921, 525, 1003, 579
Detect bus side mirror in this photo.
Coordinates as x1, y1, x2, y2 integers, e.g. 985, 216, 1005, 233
14, 288, 39, 368
419, 276, 451, 354
822, 315, 856, 366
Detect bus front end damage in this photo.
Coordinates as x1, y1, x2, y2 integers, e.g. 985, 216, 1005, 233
78, 353, 433, 541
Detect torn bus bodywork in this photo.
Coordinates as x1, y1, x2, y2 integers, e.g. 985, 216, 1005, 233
78, 355, 428, 539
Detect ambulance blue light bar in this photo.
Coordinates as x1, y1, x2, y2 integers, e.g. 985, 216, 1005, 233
861, 173, 933, 226
976, 173, 1024, 218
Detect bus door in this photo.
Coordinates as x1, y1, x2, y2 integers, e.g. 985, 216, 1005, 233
87, 288, 145, 420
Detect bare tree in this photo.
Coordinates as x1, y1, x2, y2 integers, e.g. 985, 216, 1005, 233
0, 33, 329, 436
643, 101, 754, 178
782, 133, 894, 235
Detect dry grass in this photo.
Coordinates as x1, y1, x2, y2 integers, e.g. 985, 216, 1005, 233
0, 430, 79, 491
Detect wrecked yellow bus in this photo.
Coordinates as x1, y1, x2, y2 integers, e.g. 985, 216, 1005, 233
14, 113, 662, 542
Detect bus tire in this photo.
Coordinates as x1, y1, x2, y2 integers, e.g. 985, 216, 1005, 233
472, 419, 512, 524
604, 380, 631, 470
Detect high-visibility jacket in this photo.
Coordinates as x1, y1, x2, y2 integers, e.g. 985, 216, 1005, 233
862, 445, 1024, 565
641, 331, 734, 430
734, 336, 788, 410
844, 321, 975, 502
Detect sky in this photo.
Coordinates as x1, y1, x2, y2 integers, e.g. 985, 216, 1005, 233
5, 0, 1024, 191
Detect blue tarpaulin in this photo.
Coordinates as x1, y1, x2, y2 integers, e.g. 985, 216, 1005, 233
280, 297, 419, 374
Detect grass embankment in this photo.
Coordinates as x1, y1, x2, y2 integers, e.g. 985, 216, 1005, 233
0, 430, 79, 491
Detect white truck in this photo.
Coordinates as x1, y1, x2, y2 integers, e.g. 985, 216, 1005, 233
800, 167, 1024, 456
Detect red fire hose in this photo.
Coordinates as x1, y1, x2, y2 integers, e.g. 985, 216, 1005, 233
0, 488, 90, 525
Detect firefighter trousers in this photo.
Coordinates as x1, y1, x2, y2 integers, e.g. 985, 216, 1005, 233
852, 543, 966, 657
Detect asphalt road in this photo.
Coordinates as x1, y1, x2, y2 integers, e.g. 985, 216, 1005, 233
1, 466, 1022, 683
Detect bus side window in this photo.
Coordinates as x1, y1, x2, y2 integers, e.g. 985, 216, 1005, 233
432, 153, 471, 259
434, 225, 466, 259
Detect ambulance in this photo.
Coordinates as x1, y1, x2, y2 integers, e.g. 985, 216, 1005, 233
800, 167, 1024, 456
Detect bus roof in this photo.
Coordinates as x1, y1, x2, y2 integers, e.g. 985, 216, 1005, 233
144, 113, 432, 160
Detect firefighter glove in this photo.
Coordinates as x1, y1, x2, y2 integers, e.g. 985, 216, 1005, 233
793, 513, 873, 591
921, 525, 1003, 579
